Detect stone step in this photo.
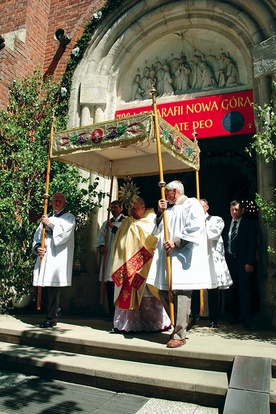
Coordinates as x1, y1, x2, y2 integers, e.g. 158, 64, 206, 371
0, 325, 233, 374
0, 315, 275, 412
2, 315, 273, 373
0, 340, 228, 410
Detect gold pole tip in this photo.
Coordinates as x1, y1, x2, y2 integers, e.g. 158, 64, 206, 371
150, 86, 157, 96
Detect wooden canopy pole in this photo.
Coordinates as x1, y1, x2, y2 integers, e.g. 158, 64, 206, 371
99, 164, 114, 304
150, 87, 174, 326
37, 113, 55, 310
192, 130, 204, 316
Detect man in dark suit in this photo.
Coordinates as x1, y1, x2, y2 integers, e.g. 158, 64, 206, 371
224, 200, 257, 328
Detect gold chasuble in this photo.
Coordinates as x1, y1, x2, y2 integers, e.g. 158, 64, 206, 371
111, 209, 158, 310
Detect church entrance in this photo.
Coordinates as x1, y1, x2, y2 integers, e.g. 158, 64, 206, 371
118, 132, 260, 315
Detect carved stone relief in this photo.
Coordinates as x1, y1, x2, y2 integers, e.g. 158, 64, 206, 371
129, 51, 240, 101
119, 29, 250, 103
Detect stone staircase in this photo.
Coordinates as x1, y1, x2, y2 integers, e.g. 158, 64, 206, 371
0, 314, 275, 413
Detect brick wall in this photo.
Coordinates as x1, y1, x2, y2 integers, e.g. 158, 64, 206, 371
0, 0, 106, 108
45, 0, 104, 76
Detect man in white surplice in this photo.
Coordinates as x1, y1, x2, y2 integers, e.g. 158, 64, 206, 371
32, 193, 75, 328
147, 180, 212, 348
199, 199, 232, 328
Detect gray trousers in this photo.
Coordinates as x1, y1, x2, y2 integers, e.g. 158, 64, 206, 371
159, 289, 192, 340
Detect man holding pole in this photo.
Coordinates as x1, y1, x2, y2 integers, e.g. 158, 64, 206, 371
147, 180, 212, 348
95, 200, 126, 320
32, 193, 75, 328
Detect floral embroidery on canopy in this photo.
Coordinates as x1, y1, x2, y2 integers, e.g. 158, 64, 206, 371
51, 113, 200, 177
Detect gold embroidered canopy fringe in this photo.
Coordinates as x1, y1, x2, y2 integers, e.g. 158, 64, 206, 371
51, 112, 200, 177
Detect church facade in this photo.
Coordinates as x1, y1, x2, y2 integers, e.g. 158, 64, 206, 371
1, 0, 275, 326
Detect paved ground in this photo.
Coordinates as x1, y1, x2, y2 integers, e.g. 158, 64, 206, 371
0, 370, 217, 414
0, 311, 275, 414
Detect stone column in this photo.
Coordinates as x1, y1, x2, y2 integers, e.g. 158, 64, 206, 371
94, 105, 105, 123
81, 104, 93, 126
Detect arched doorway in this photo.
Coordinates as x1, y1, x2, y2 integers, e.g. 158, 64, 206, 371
120, 136, 260, 315
66, 0, 275, 323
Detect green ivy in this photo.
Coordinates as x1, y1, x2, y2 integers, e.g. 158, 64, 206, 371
0, 69, 106, 312
247, 80, 276, 253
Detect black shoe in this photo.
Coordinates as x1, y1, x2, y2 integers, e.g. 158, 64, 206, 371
191, 314, 199, 324
40, 319, 57, 328
210, 322, 218, 328
187, 318, 199, 331
109, 328, 121, 334
189, 314, 199, 326
186, 322, 193, 331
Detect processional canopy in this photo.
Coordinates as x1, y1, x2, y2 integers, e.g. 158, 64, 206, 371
51, 112, 200, 177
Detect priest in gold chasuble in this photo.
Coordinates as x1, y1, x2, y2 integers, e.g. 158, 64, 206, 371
111, 198, 158, 310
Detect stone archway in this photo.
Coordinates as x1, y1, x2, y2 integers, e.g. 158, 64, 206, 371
69, 0, 274, 127
66, 0, 275, 324
68, 0, 267, 216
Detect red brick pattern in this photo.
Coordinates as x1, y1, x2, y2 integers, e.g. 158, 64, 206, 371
0, 0, 106, 108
